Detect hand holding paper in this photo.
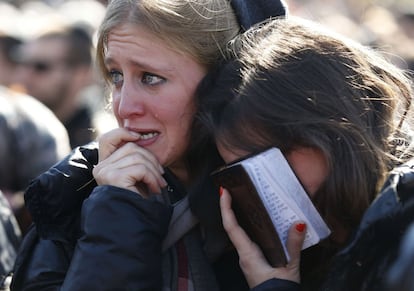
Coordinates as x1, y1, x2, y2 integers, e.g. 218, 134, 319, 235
212, 147, 331, 267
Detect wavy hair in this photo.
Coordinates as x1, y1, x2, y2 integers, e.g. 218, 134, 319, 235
197, 16, 414, 234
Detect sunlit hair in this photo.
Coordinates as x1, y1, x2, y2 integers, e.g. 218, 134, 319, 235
96, 0, 240, 86
197, 17, 414, 234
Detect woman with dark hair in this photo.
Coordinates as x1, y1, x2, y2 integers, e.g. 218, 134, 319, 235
196, 17, 414, 291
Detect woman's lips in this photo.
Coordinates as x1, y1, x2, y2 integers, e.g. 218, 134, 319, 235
135, 131, 160, 146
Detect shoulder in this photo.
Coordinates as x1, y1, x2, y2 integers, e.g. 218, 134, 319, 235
360, 158, 414, 230
25, 143, 99, 241
8, 90, 71, 160
322, 158, 414, 290
352, 157, 414, 245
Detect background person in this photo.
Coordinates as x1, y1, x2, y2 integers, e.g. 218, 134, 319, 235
195, 16, 414, 291
16, 24, 102, 148
0, 34, 23, 89
0, 85, 71, 235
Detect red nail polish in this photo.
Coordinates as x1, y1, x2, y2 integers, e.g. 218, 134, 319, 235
219, 186, 224, 197
295, 223, 306, 232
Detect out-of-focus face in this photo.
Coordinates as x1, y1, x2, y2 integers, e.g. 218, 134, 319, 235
217, 144, 329, 197
0, 53, 16, 87
105, 23, 207, 173
16, 38, 72, 110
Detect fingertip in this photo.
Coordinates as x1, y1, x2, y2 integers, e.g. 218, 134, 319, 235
220, 188, 231, 202
219, 188, 231, 210
295, 222, 306, 233
219, 186, 224, 197
291, 222, 307, 248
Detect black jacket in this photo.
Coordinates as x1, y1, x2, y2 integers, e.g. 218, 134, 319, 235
10, 143, 254, 291
0, 191, 21, 280
321, 158, 414, 291
11, 143, 171, 290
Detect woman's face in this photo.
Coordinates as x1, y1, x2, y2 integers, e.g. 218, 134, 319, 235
218, 145, 329, 197
105, 23, 207, 174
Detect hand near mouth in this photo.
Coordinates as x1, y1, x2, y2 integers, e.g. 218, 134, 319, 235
93, 128, 167, 197
97, 127, 141, 162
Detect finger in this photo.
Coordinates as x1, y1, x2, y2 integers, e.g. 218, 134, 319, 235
94, 161, 165, 195
121, 163, 166, 195
98, 128, 140, 162
107, 153, 167, 191
93, 146, 167, 193
106, 142, 164, 174
220, 189, 259, 255
123, 143, 164, 174
286, 221, 306, 265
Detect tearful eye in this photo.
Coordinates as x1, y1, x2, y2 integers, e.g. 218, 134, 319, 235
142, 73, 165, 86
109, 70, 124, 88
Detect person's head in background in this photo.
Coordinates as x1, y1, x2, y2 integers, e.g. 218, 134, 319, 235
95, 0, 286, 183
16, 25, 95, 124
0, 85, 71, 234
197, 16, 413, 248
0, 33, 23, 88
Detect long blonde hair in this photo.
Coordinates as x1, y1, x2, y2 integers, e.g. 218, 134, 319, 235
96, 0, 240, 86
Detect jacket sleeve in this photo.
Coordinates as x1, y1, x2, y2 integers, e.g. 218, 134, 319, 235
251, 278, 301, 291
61, 185, 172, 291
13, 186, 172, 291
25, 143, 99, 241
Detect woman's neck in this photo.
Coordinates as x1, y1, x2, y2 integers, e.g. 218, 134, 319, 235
168, 162, 190, 187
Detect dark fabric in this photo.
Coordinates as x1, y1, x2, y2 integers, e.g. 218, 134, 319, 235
62, 186, 172, 291
213, 249, 250, 290
230, 0, 287, 31
24, 142, 98, 242
386, 222, 414, 290
13, 186, 172, 291
10, 144, 249, 290
13, 233, 73, 291
0, 191, 21, 278
252, 279, 300, 291
64, 106, 95, 149
0, 89, 70, 194
319, 159, 414, 291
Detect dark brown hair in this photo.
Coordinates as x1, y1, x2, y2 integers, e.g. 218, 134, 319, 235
196, 16, 414, 235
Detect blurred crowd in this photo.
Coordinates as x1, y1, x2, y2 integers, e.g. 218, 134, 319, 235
289, 0, 414, 71
0, 0, 412, 284
0, 1, 117, 279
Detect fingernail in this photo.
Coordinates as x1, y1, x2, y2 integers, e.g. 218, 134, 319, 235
219, 186, 224, 197
295, 223, 306, 233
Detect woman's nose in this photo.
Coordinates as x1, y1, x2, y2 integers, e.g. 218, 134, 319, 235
116, 82, 145, 119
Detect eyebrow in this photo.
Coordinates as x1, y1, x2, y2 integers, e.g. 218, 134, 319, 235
104, 56, 173, 73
